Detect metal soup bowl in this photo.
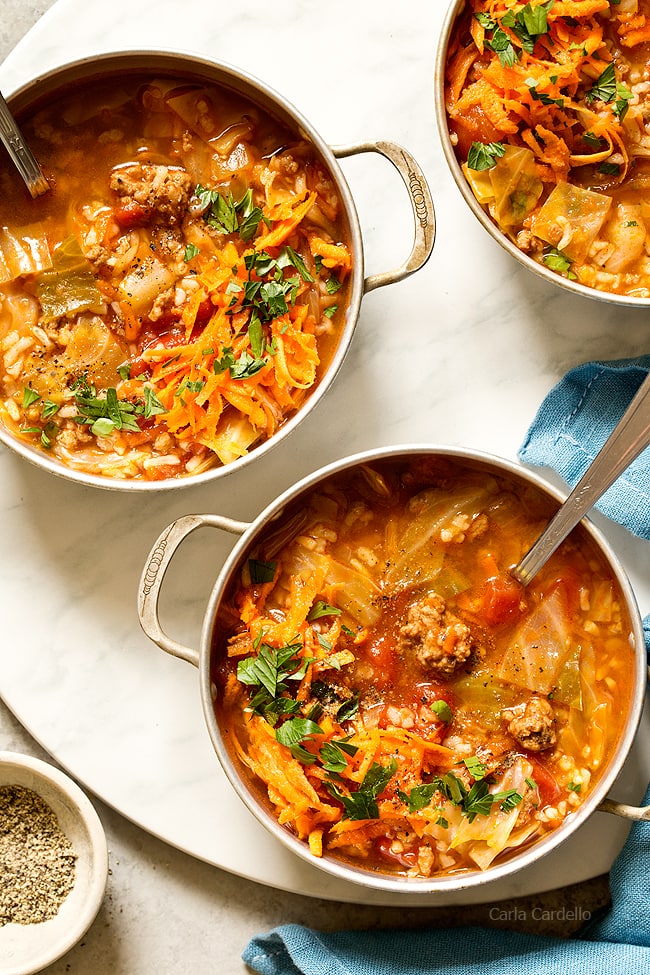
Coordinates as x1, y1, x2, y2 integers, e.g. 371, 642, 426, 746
434, 0, 650, 307
138, 444, 649, 895
0, 50, 435, 492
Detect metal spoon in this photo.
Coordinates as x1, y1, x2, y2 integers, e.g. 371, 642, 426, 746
512, 368, 650, 586
0, 90, 49, 198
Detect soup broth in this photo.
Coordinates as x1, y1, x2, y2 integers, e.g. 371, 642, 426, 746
0, 71, 352, 479
212, 455, 635, 879
444, 0, 650, 298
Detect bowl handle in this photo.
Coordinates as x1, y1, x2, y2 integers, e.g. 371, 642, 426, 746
598, 797, 650, 821
332, 140, 436, 293
138, 513, 248, 667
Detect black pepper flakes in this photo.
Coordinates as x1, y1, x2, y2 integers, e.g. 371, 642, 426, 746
0, 784, 77, 926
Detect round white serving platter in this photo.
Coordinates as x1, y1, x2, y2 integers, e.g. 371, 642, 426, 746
0, 0, 648, 907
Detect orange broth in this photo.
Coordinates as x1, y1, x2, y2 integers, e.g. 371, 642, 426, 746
444, 0, 650, 298
0, 71, 352, 480
212, 455, 635, 879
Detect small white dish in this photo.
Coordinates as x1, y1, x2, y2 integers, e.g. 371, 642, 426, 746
0, 751, 108, 975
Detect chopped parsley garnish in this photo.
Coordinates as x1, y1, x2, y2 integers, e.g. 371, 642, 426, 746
22, 387, 41, 408
196, 185, 266, 243
463, 756, 487, 780
586, 62, 631, 118
328, 759, 397, 820
502, 1, 554, 55
542, 247, 576, 279
319, 738, 358, 775
396, 766, 529, 825
237, 641, 310, 724
525, 79, 564, 107
71, 377, 140, 436
69, 374, 166, 437
582, 131, 606, 150
307, 600, 342, 621
335, 692, 360, 723
397, 783, 439, 813
467, 141, 506, 172
248, 558, 276, 584
325, 274, 342, 295
586, 63, 617, 105
477, 2, 552, 68
183, 242, 200, 262
430, 700, 453, 723
275, 716, 323, 764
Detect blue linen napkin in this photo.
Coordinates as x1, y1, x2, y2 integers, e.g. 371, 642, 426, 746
243, 359, 650, 975
518, 355, 650, 644
242, 787, 650, 975
517, 356, 650, 541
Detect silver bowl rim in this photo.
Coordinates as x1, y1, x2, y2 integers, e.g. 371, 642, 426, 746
195, 442, 647, 894
434, 0, 650, 308
0, 48, 366, 491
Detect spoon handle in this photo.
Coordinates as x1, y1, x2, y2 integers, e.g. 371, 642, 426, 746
0, 91, 49, 198
513, 368, 650, 586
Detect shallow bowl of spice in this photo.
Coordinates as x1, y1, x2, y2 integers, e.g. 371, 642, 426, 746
0, 750, 108, 975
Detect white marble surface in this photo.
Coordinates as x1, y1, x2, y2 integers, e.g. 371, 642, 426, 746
1, 0, 650, 970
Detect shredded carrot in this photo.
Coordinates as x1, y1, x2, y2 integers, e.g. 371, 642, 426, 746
617, 12, 650, 47
444, 0, 644, 285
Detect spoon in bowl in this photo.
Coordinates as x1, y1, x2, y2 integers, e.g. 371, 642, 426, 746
512, 368, 650, 586
0, 89, 49, 197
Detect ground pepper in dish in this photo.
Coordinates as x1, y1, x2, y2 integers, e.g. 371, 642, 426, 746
444, 0, 650, 298
0, 72, 352, 480
0, 785, 77, 925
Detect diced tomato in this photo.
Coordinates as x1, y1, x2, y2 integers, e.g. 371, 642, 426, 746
363, 634, 397, 688
113, 200, 152, 229
450, 104, 504, 160
544, 570, 584, 620
457, 574, 525, 627
479, 575, 526, 626
374, 837, 419, 870
527, 756, 562, 807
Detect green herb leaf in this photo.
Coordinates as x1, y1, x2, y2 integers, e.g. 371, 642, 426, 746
184, 243, 200, 262
22, 387, 41, 408
542, 247, 575, 278
463, 756, 488, 780
467, 141, 506, 172
587, 63, 617, 105
614, 82, 633, 120
582, 131, 606, 150
229, 349, 267, 380
325, 275, 342, 295
307, 600, 342, 621
328, 758, 397, 821
494, 788, 523, 812
41, 399, 59, 419
319, 738, 358, 774
336, 692, 360, 723
144, 386, 166, 418
486, 24, 517, 67
431, 700, 453, 723
248, 558, 276, 584
463, 779, 495, 822
398, 783, 439, 813
237, 642, 302, 698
